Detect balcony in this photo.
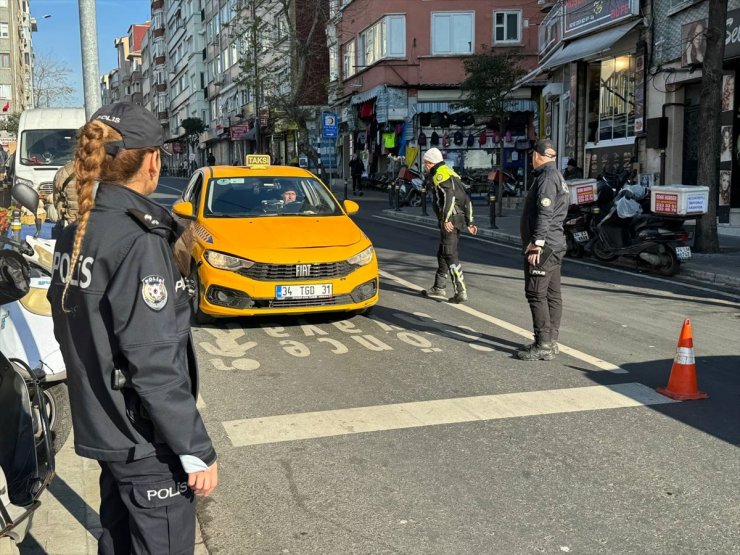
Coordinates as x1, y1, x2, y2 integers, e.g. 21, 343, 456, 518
153, 27, 165, 38
154, 55, 166, 66
151, 0, 164, 10
158, 110, 168, 122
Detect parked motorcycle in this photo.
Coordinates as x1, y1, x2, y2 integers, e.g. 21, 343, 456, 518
564, 178, 615, 257
488, 168, 524, 197
0, 187, 70, 455
590, 185, 691, 275
0, 184, 56, 554
395, 167, 425, 207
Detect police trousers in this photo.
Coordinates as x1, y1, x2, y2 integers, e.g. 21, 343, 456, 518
524, 251, 563, 343
434, 222, 466, 294
97, 450, 196, 555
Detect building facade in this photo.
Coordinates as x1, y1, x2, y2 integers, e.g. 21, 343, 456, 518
0, 0, 35, 128
328, 0, 543, 180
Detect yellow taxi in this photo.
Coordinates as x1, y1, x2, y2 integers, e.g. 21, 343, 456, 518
171, 155, 379, 322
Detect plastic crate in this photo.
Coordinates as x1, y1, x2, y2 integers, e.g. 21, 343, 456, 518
650, 185, 709, 216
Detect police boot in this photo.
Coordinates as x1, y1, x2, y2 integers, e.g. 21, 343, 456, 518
448, 264, 468, 303
517, 341, 555, 361
518, 337, 559, 356
422, 286, 447, 300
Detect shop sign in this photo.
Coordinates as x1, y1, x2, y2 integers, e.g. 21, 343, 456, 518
585, 143, 633, 179
726, 9, 740, 61
230, 124, 249, 140
319, 137, 337, 169
564, 0, 638, 39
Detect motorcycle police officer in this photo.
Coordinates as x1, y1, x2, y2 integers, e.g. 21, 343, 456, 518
519, 138, 570, 361
421, 147, 477, 303
47, 102, 217, 554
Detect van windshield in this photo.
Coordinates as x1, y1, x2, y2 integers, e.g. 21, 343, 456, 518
19, 129, 77, 166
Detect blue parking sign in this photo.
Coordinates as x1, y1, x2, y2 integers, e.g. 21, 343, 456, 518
322, 112, 338, 138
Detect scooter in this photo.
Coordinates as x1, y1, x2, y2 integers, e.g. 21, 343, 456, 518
564, 179, 615, 257
590, 187, 691, 276
0, 184, 56, 554
0, 190, 70, 455
395, 167, 425, 207
488, 168, 524, 197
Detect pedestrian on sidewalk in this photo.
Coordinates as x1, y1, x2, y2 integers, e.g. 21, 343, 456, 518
518, 138, 570, 361
349, 152, 365, 196
47, 102, 218, 555
421, 147, 477, 303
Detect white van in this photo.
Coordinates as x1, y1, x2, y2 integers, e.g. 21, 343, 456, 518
13, 108, 85, 197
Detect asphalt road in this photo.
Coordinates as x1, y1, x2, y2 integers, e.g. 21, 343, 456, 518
157, 179, 740, 555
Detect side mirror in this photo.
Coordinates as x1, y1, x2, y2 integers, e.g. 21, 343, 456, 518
11, 183, 40, 213
343, 199, 359, 215
172, 200, 196, 220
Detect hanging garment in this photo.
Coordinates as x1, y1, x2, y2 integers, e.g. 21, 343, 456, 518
431, 131, 440, 146
454, 131, 464, 146
420, 113, 432, 127
418, 132, 427, 146
383, 132, 396, 149
467, 133, 476, 147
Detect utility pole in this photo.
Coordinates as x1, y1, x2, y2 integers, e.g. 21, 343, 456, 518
252, 0, 261, 153
78, 0, 101, 118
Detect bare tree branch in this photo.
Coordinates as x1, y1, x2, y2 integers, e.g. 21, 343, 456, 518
33, 50, 76, 108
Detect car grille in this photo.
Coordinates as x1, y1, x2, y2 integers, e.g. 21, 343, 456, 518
238, 261, 354, 281
39, 182, 54, 196
255, 294, 355, 308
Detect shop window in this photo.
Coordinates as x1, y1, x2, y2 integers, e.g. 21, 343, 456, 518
494, 10, 522, 45
432, 12, 474, 55
587, 55, 636, 144
0, 23, 8, 39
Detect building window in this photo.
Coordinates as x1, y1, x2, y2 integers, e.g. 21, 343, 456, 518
358, 15, 405, 68
0, 1, 7, 8
328, 43, 339, 82
343, 39, 356, 79
0, 23, 8, 38
0, 84, 9, 99
494, 10, 522, 44
0, 53, 9, 68
431, 12, 474, 55
587, 55, 636, 143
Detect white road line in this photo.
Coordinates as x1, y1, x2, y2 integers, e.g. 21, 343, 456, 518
373, 215, 740, 303
379, 268, 627, 373
223, 383, 674, 447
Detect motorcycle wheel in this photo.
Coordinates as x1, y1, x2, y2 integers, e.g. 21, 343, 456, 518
592, 240, 618, 262
42, 382, 71, 454
190, 266, 216, 325
408, 191, 422, 207
656, 249, 680, 276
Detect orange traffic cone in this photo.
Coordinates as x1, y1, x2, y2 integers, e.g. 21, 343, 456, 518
657, 319, 708, 401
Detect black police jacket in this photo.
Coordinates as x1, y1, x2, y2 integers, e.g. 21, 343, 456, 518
47, 183, 216, 465
520, 162, 570, 252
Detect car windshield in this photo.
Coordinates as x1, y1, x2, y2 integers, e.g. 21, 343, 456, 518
204, 176, 342, 217
19, 129, 77, 166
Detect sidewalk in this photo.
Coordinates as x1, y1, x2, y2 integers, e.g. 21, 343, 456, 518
380, 202, 740, 289
18, 434, 208, 554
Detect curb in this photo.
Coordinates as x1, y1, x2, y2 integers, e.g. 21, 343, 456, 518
380, 209, 740, 289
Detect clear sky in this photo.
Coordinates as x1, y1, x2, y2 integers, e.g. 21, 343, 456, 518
30, 0, 152, 107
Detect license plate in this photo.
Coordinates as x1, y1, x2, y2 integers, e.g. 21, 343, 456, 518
675, 246, 692, 260
573, 231, 590, 243
276, 284, 333, 300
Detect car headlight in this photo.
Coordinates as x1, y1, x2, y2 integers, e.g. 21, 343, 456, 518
204, 250, 256, 271
348, 246, 374, 266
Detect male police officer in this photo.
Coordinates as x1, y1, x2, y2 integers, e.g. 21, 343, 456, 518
519, 138, 570, 361
421, 147, 477, 303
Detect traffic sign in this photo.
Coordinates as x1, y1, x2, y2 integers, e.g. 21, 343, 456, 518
322, 112, 338, 138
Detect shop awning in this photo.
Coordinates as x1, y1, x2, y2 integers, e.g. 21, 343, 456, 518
413, 102, 469, 116
540, 20, 641, 70
351, 85, 407, 122
350, 85, 385, 105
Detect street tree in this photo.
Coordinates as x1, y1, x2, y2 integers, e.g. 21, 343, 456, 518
181, 116, 206, 164
0, 111, 21, 135
33, 50, 76, 108
235, 0, 329, 162
460, 49, 526, 215
695, 0, 727, 253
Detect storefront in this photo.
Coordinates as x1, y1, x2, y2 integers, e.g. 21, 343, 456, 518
533, 1, 643, 178
720, 8, 740, 223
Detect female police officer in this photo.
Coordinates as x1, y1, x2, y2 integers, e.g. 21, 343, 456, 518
47, 102, 217, 554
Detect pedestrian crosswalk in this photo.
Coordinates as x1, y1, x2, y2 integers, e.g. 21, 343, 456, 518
222, 383, 676, 447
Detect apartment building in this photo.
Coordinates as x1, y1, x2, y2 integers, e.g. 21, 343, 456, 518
0, 0, 36, 130
328, 0, 543, 178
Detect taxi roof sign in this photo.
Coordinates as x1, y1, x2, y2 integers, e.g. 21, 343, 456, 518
245, 154, 271, 167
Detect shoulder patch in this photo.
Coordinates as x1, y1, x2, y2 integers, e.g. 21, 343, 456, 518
561, 180, 569, 193
539, 197, 552, 208
141, 275, 168, 311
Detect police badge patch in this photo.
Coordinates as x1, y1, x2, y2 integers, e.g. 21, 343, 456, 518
539, 197, 552, 208
141, 275, 168, 311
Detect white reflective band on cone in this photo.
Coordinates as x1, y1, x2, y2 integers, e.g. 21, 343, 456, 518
675, 346, 695, 365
